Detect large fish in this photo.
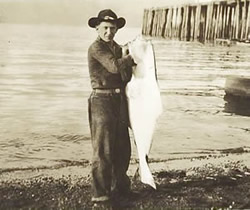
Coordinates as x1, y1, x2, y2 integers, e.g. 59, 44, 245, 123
124, 37, 163, 189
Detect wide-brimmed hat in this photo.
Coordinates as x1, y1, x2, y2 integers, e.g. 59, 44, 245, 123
88, 9, 126, 29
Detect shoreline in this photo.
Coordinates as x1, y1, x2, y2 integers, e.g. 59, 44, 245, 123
1, 147, 250, 182
1, 151, 250, 209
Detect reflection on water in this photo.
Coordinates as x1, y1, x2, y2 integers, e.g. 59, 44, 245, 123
0, 24, 250, 171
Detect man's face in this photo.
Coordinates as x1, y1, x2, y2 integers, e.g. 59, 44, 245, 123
96, 21, 118, 42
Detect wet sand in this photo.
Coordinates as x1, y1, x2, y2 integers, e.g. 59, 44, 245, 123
1, 151, 250, 209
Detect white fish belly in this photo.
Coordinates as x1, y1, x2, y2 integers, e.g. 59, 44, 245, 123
126, 77, 162, 189
125, 37, 162, 189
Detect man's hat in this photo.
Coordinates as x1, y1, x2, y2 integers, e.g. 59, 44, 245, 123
88, 9, 126, 29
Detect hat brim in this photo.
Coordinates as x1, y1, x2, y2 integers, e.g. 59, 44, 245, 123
88, 17, 126, 29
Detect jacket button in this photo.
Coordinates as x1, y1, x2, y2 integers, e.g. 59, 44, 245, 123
115, 88, 120, 93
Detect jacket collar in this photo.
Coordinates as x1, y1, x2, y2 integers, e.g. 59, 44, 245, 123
97, 36, 117, 55
97, 36, 115, 46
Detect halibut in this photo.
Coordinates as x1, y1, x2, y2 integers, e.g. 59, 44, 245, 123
125, 37, 163, 189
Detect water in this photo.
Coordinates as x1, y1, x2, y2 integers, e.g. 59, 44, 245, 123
1, 24, 250, 171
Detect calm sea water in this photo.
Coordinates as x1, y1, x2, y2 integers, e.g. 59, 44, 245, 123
1, 24, 250, 171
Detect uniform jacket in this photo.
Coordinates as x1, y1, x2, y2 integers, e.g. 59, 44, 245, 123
88, 37, 133, 89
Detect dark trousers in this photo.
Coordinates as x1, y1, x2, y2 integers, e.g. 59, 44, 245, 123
88, 91, 131, 201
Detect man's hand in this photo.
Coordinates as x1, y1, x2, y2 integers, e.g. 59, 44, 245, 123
122, 44, 130, 56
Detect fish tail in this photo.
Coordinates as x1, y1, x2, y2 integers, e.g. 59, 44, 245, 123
139, 155, 156, 189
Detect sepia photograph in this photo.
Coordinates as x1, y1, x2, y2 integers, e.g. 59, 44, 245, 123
0, 0, 250, 209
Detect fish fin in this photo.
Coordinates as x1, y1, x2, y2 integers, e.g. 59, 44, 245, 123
140, 156, 156, 190
141, 171, 156, 190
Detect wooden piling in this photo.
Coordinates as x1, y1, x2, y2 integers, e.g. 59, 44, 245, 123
184, 6, 190, 40
158, 9, 167, 37
246, 1, 250, 39
142, 10, 146, 35
164, 8, 173, 38
218, 3, 223, 38
148, 9, 155, 36
190, 7, 195, 40
205, 4, 211, 40
235, 0, 240, 39
142, 0, 250, 42
181, 6, 186, 39
225, 5, 231, 38
151, 9, 158, 37
222, 3, 230, 39
240, 0, 246, 39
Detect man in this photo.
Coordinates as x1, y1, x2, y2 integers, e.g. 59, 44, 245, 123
87, 9, 135, 207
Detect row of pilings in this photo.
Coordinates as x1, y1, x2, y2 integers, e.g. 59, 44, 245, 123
142, 0, 250, 41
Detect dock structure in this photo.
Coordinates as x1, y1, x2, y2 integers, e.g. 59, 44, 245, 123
142, 0, 250, 41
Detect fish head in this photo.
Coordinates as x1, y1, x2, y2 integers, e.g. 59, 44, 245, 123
128, 37, 154, 64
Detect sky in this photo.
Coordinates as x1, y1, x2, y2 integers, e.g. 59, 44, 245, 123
0, 0, 211, 27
